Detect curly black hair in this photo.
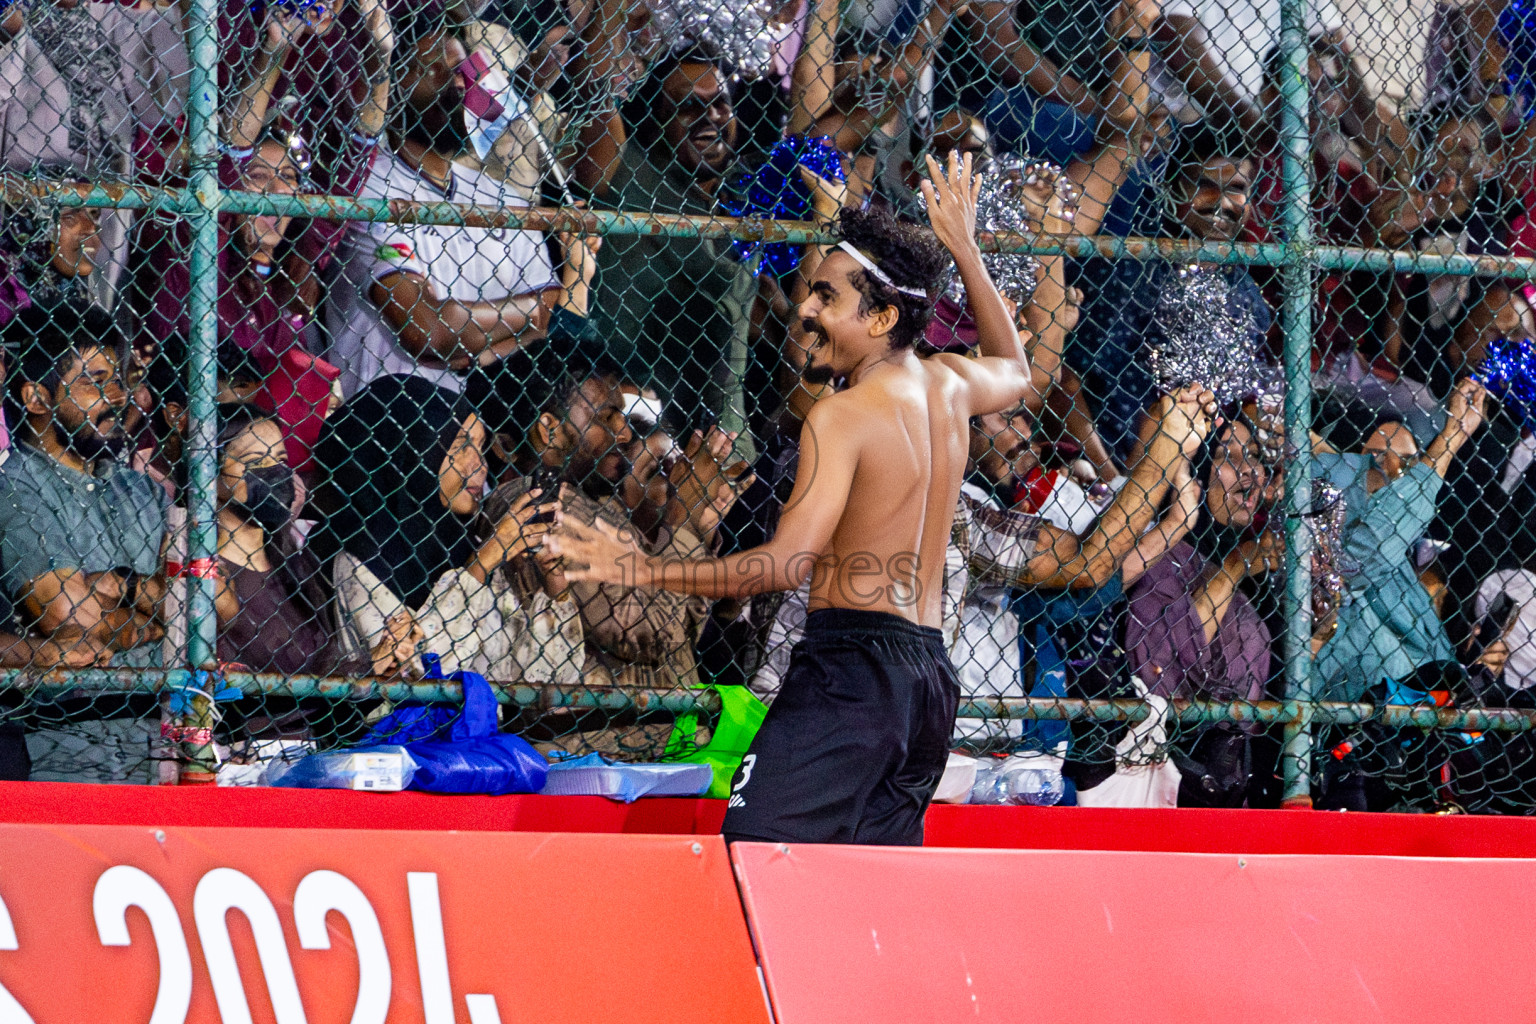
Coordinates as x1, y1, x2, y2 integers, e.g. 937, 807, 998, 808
834, 204, 951, 351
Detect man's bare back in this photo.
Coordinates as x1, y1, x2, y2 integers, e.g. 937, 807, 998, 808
802, 355, 971, 628
547, 153, 1045, 611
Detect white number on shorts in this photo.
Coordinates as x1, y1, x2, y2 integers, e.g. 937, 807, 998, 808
732, 755, 757, 794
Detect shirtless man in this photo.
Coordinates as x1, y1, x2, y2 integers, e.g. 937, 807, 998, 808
549, 152, 1214, 845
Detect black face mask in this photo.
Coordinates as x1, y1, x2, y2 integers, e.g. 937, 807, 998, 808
236, 464, 296, 534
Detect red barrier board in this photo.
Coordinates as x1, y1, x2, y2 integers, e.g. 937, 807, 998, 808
922, 802, 1536, 857
14, 782, 1536, 860
732, 842, 1536, 1024
0, 824, 768, 1024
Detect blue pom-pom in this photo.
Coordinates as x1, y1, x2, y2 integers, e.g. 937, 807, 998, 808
723, 135, 844, 278
1476, 335, 1536, 433
1501, 0, 1536, 113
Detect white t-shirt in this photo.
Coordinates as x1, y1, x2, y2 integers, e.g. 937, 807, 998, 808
325, 149, 557, 397
1158, 0, 1344, 99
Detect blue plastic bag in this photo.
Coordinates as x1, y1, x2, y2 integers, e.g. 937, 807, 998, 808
361, 656, 548, 795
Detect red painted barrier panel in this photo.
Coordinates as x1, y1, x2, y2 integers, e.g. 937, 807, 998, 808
0, 824, 768, 1024
732, 841, 1536, 1024
0, 779, 729, 834
13, 782, 1536, 859
923, 802, 1536, 857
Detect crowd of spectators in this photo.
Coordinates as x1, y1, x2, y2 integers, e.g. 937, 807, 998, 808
0, 0, 1533, 811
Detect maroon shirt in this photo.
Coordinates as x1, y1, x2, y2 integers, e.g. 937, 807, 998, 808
218, 555, 363, 676
1125, 541, 1272, 704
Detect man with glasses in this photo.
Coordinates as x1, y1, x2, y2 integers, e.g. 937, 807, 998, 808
0, 310, 167, 667
571, 32, 757, 446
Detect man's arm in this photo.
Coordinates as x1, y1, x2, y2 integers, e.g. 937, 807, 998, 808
354, 0, 394, 142
1120, 462, 1199, 585
1015, 388, 1213, 588
223, 12, 306, 151
1424, 378, 1487, 479
920, 151, 1041, 414
962, 1, 1097, 120
570, 0, 629, 196
787, 0, 838, 137
1152, 13, 1264, 148
370, 274, 551, 369
21, 569, 160, 652
549, 395, 860, 597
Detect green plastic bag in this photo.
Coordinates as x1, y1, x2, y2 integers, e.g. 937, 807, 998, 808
663, 684, 768, 799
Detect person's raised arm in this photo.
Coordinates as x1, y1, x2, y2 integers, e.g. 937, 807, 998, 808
1424, 377, 1488, 478
962, 0, 1097, 121
547, 394, 860, 597
224, 10, 310, 151
1152, 13, 1264, 149
370, 274, 551, 369
788, 0, 838, 136
354, 0, 395, 142
571, 0, 630, 196
920, 150, 1042, 413
1187, 530, 1280, 641
1119, 459, 1198, 584
1019, 387, 1214, 588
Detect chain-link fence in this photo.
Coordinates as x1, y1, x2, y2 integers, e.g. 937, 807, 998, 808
0, 0, 1533, 811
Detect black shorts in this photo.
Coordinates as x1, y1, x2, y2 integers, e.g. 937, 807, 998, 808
722, 608, 961, 846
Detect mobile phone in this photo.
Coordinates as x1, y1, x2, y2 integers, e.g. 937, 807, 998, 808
526, 466, 563, 525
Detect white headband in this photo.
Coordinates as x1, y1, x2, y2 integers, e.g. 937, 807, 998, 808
836, 241, 928, 299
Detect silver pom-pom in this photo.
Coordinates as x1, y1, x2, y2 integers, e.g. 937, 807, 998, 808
1149, 265, 1260, 406
642, 0, 777, 79
1305, 480, 1353, 620
1252, 361, 1287, 466
922, 154, 1079, 307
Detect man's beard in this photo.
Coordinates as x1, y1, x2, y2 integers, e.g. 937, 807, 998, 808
801, 318, 835, 385
402, 89, 471, 155
801, 362, 835, 386
568, 450, 629, 500
61, 414, 125, 462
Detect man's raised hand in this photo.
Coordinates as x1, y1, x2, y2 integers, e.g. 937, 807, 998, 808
1151, 385, 1219, 459
920, 150, 982, 259
544, 516, 647, 588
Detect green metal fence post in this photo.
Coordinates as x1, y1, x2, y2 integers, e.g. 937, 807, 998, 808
1277, 0, 1317, 806
179, 0, 223, 776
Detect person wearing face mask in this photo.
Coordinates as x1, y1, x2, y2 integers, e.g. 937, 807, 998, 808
211, 403, 408, 676
325, 5, 560, 400
0, 311, 167, 661
310, 374, 581, 683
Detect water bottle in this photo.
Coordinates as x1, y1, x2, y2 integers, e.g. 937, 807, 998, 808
968, 763, 1064, 806
1002, 767, 1064, 806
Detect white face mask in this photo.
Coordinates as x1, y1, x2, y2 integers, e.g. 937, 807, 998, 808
461, 53, 533, 163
